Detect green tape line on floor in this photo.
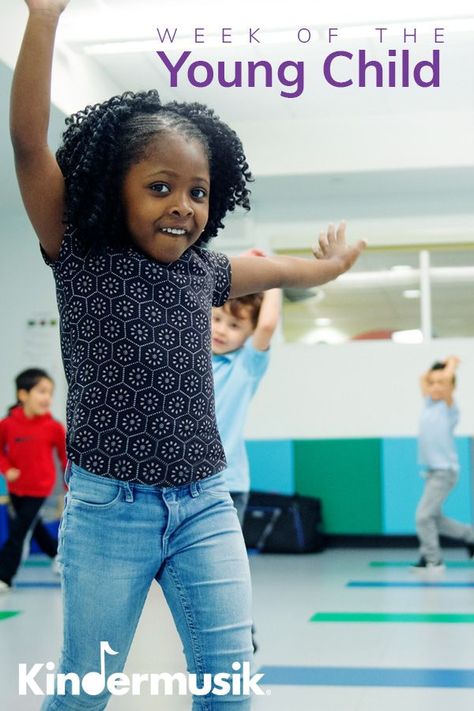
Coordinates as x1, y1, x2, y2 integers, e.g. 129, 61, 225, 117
311, 612, 474, 623
23, 559, 50, 567
0, 611, 21, 621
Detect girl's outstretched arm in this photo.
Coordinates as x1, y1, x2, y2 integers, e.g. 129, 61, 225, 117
229, 222, 366, 298
10, 1, 70, 261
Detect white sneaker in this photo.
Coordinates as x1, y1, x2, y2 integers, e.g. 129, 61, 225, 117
0, 579, 11, 591
410, 557, 445, 575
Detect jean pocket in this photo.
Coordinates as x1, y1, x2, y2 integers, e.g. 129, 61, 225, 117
69, 471, 122, 509
199, 473, 231, 500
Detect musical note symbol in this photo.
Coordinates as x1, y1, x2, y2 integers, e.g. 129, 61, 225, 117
81, 641, 118, 695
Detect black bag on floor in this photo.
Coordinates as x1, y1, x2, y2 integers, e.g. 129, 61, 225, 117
242, 491, 324, 553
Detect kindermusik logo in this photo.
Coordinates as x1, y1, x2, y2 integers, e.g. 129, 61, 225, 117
18, 641, 269, 697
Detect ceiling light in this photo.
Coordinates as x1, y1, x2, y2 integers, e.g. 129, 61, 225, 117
391, 265, 414, 272
342, 18, 474, 40
315, 318, 332, 326
392, 329, 423, 343
82, 29, 301, 56
403, 289, 421, 299
83, 40, 158, 55
302, 327, 347, 345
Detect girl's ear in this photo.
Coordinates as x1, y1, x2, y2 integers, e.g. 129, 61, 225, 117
17, 389, 28, 405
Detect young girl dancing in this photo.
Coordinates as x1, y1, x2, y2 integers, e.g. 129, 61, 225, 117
0, 368, 66, 589
11, 1, 365, 707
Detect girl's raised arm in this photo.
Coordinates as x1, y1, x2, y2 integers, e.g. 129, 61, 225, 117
229, 223, 366, 297
10, 1, 70, 261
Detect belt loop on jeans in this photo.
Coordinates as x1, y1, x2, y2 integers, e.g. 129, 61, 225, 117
64, 461, 72, 487
190, 481, 199, 498
123, 483, 134, 503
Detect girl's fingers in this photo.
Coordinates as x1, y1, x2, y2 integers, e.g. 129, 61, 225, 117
318, 231, 329, 252
327, 223, 336, 245
355, 239, 367, 252
312, 243, 323, 259
336, 221, 346, 244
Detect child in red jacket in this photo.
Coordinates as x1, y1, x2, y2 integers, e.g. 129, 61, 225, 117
0, 369, 67, 590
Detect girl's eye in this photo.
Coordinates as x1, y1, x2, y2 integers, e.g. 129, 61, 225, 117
150, 183, 170, 194
191, 187, 207, 200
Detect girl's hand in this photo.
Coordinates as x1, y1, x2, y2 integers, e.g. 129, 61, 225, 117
6, 468, 21, 482
312, 222, 366, 274
25, 0, 70, 13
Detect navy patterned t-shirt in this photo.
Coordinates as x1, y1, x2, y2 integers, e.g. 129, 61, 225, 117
41, 227, 232, 486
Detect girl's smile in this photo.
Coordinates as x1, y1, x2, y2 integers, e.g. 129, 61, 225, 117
121, 132, 210, 264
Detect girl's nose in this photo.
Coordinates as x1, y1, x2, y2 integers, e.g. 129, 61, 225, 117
169, 195, 194, 217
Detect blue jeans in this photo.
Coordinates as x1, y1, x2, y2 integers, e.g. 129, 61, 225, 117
41, 464, 253, 709
229, 492, 250, 527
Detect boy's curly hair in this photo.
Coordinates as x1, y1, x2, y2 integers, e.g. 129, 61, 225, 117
56, 90, 253, 249
224, 293, 264, 329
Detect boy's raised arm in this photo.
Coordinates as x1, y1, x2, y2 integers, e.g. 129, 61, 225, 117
229, 223, 365, 298
419, 371, 430, 397
10, 1, 70, 260
252, 288, 281, 352
443, 356, 461, 379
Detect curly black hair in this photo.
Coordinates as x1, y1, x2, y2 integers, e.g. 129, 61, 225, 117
56, 90, 253, 249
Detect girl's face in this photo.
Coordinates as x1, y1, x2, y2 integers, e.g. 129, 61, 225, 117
18, 378, 54, 418
121, 132, 210, 263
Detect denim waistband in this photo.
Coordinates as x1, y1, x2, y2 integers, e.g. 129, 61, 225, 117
67, 461, 226, 499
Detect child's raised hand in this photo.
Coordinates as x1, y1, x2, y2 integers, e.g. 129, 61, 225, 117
25, 0, 70, 13
447, 355, 461, 367
6, 468, 21, 482
312, 222, 366, 275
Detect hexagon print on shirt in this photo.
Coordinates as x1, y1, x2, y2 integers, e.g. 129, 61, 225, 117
44, 228, 231, 484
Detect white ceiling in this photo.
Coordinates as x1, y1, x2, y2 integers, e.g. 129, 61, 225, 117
1, 0, 473, 341
52, 1, 474, 179
1, 0, 473, 247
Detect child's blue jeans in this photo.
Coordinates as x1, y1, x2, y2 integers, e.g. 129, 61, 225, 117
41, 463, 254, 710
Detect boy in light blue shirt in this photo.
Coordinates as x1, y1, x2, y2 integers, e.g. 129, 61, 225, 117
212, 253, 280, 524
412, 356, 474, 572
212, 273, 280, 654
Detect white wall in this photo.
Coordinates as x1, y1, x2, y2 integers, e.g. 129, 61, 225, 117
0, 213, 66, 419
233, 113, 474, 177
1, 212, 473, 438
245, 339, 474, 439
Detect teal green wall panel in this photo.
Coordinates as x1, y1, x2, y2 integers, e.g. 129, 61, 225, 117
294, 439, 382, 534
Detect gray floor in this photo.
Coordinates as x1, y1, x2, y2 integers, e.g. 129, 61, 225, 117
2, 548, 474, 709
